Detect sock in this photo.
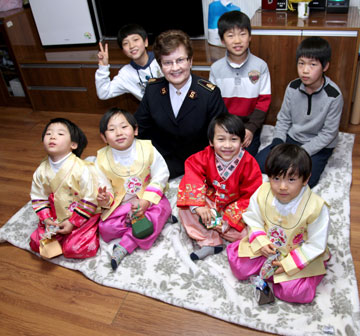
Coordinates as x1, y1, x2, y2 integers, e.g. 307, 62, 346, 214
111, 244, 128, 271
190, 245, 223, 261
170, 215, 178, 224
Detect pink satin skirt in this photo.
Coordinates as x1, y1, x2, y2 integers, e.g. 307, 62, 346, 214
226, 240, 325, 303
30, 213, 100, 259
99, 196, 171, 254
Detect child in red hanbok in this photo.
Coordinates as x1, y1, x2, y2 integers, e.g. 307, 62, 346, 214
30, 118, 100, 259
177, 113, 262, 260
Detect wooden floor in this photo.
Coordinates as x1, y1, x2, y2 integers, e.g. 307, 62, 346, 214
0, 107, 359, 336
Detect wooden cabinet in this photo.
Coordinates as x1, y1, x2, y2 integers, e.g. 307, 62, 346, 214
20, 64, 88, 111
250, 8, 360, 130
81, 65, 140, 114
250, 34, 302, 125
0, 9, 30, 107
20, 63, 140, 113
20, 64, 141, 113
21, 64, 84, 87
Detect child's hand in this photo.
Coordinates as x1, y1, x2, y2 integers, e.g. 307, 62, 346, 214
195, 206, 215, 227
260, 244, 277, 258
272, 260, 285, 274
97, 186, 110, 208
242, 129, 254, 148
98, 42, 109, 66
57, 220, 74, 235
131, 199, 150, 218
43, 217, 56, 228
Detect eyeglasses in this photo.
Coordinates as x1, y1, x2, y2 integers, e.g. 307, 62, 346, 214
161, 57, 189, 68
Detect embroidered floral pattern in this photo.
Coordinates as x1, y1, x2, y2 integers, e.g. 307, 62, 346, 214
125, 177, 142, 195
293, 232, 304, 245
177, 184, 206, 205
223, 203, 246, 231
268, 225, 287, 248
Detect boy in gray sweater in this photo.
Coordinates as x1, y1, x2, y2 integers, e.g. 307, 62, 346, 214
255, 36, 343, 188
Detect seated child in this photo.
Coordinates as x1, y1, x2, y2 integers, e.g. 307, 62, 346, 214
95, 23, 162, 101
30, 118, 100, 259
255, 36, 343, 188
209, 11, 271, 157
177, 113, 262, 261
95, 108, 171, 271
227, 144, 330, 304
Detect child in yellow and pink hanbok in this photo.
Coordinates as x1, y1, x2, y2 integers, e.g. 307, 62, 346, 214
30, 118, 100, 259
227, 143, 330, 303
95, 108, 171, 271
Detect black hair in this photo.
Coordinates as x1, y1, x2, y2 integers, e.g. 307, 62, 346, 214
207, 113, 245, 143
265, 143, 312, 182
217, 11, 251, 40
42, 118, 87, 157
99, 107, 138, 136
296, 36, 331, 68
117, 23, 148, 50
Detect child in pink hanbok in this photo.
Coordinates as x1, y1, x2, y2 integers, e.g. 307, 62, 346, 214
30, 118, 100, 259
227, 143, 330, 303
177, 113, 262, 261
96, 108, 171, 270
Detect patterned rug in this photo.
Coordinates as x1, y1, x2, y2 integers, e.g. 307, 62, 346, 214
1, 125, 359, 336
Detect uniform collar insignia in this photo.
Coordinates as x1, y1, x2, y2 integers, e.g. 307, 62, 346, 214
198, 79, 216, 91
188, 90, 197, 99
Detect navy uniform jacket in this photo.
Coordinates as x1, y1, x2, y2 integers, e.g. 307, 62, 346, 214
134, 74, 228, 178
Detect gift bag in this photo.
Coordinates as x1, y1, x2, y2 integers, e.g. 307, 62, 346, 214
39, 237, 62, 258
132, 216, 154, 239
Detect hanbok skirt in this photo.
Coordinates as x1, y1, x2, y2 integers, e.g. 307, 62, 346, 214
99, 196, 171, 254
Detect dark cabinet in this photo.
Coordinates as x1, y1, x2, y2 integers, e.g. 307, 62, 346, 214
0, 17, 29, 107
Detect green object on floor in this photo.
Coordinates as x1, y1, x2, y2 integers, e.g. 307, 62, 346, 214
132, 216, 154, 239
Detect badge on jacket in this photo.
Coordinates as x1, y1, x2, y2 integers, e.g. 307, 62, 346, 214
198, 79, 216, 91
188, 90, 197, 99
248, 70, 260, 84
